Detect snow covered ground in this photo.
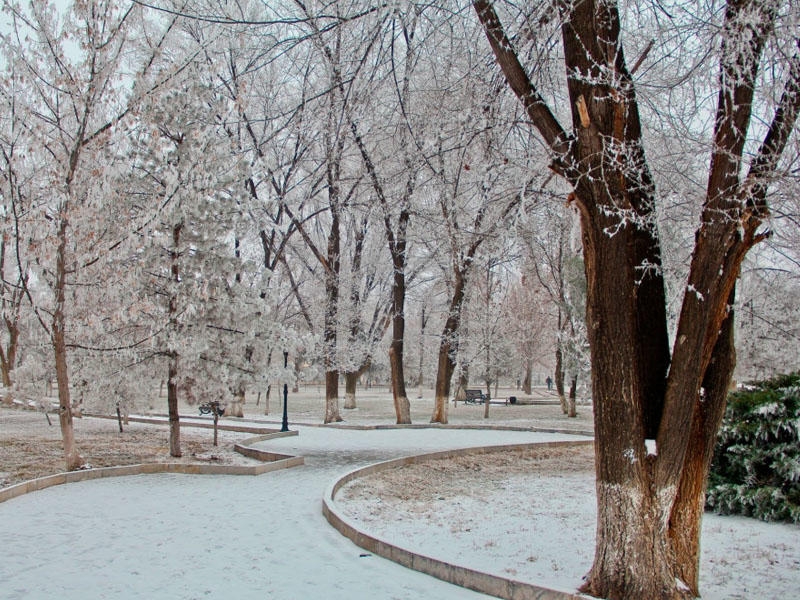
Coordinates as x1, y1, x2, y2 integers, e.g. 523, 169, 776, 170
0, 427, 574, 600
1, 423, 797, 599
335, 444, 800, 599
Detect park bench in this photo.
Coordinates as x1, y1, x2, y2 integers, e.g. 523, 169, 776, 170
459, 389, 512, 406
463, 389, 486, 404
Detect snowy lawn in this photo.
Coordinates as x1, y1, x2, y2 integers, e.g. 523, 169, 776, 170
336, 443, 800, 600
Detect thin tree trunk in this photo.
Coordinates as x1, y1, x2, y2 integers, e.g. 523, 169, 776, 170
555, 345, 567, 414
568, 374, 577, 418
167, 357, 181, 458
54, 326, 81, 470
323, 297, 342, 423
417, 305, 427, 396
323, 201, 342, 424
431, 270, 467, 423
167, 222, 182, 457
53, 216, 82, 471
522, 358, 532, 395
389, 265, 411, 424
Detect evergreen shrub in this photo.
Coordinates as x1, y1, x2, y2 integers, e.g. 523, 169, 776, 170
706, 373, 800, 523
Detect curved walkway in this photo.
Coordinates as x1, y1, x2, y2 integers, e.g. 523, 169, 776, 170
0, 426, 585, 600
323, 441, 591, 600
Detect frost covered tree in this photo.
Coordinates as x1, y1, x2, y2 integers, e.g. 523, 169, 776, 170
421, 20, 534, 423
0, 0, 182, 469
120, 60, 262, 455
0, 82, 28, 392
499, 275, 552, 396
475, 0, 800, 597
523, 200, 588, 416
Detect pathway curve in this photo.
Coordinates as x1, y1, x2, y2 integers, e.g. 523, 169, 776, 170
0, 426, 584, 600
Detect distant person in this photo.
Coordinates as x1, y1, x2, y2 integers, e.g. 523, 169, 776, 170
546, 376, 553, 390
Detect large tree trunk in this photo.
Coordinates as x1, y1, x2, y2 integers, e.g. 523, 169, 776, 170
324, 369, 341, 423
475, 0, 796, 594
578, 207, 673, 598
343, 371, 358, 409
668, 291, 737, 595
0, 318, 18, 388
432, 339, 455, 423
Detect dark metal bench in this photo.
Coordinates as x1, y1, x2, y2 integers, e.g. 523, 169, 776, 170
464, 389, 486, 404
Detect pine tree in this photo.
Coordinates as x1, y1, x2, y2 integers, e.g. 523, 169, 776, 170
707, 373, 800, 523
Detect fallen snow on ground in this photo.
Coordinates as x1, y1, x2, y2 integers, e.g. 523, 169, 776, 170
2, 423, 798, 599
0, 426, 573, 600
336, 444, 800, 600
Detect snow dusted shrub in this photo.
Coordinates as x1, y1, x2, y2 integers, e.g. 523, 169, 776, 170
706, 373, 800, 523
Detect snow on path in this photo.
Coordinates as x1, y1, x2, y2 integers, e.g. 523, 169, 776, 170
0, 426, 579, 600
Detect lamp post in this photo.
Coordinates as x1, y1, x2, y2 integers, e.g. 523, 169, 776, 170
281, 350, 290, 432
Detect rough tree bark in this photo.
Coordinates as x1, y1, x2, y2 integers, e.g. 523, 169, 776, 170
0, 233, 21, 389
474, 0, 800, 597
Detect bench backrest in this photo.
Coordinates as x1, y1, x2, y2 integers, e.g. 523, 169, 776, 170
464, 389, 484, 400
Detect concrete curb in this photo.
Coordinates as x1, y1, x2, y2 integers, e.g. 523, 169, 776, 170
323, 440, 593, 600
102, 412, 593, 437
0, 426, 304, 505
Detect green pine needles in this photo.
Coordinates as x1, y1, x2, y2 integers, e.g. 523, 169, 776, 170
706, 373, 800, 523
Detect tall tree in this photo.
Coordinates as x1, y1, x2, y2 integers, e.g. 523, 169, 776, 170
425, 53, 529, 423
474, 0, 800, 597
524, 200, 587, 416
1, 0, 179, 469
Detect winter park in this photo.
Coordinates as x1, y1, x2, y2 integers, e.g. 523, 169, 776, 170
1, 1, 799, 599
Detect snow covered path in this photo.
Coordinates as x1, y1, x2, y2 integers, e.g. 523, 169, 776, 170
0, 426, 581, 600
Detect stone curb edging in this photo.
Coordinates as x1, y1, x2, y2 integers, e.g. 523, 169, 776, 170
88, 413, 278, 435
94, 412, 593, 438
323, 440, 594, 600
322, 423, 594, 437
0, 429, 304, 506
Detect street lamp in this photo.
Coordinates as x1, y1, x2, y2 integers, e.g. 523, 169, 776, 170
281, 350, 290, 432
